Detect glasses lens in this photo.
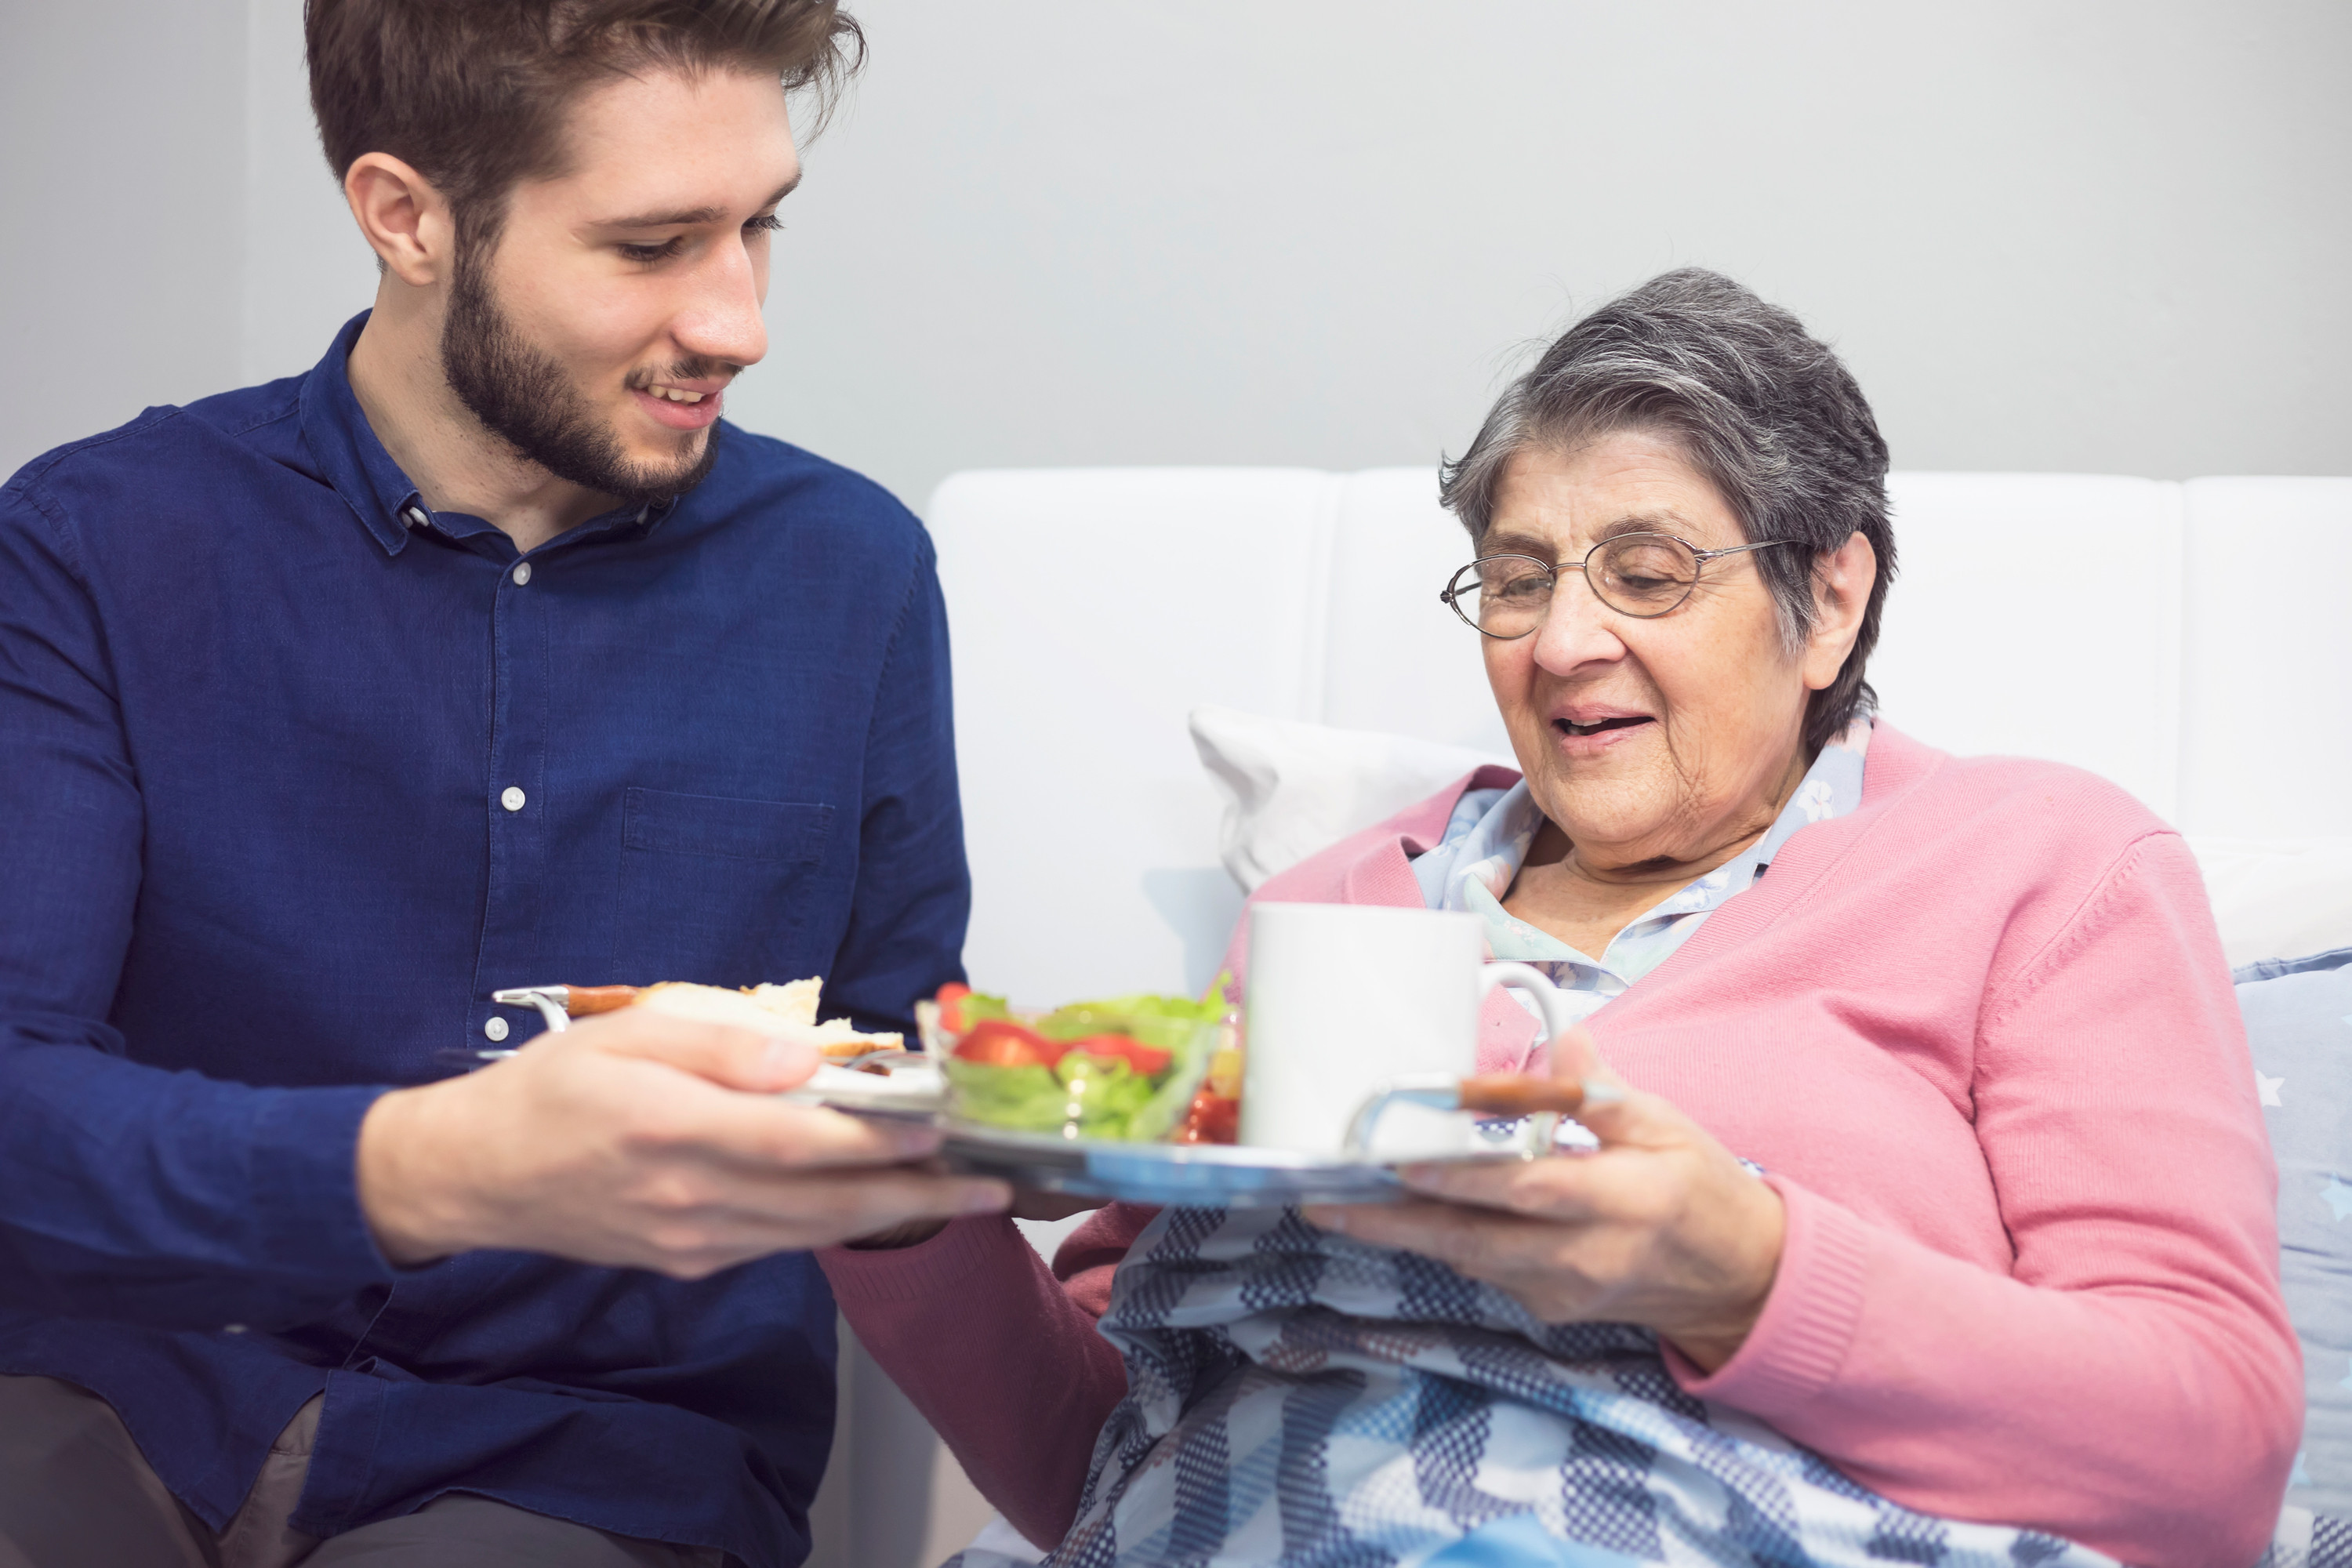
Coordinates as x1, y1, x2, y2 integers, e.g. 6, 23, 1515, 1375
1447, 557, 1554, 637
1592, 534, 1698, 615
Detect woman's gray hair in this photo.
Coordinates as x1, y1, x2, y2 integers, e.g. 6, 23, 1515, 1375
1439, 268, 1896, 757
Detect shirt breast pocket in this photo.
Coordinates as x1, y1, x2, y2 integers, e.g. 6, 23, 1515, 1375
613, 787, 837, 985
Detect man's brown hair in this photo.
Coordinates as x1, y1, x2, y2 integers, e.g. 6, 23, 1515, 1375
306, 0, 862, 251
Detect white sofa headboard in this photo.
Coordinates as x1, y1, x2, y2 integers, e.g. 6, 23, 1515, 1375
928, 470, 2352, 1003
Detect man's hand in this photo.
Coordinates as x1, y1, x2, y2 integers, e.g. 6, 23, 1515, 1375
356, 1009, 1009, 1276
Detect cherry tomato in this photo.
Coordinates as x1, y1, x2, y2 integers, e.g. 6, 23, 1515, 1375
1060, 1033, 1171, 1075
953, 1019, 1062, 1069
935, 982, 973, 1035
1178, 1090, 1240, 1145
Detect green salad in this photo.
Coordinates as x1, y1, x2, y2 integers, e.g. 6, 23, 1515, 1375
927, 982, 1225, 1142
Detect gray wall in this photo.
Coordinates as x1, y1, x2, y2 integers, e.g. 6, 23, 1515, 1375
1, 0, 248, 474
5, 0, 2347, 501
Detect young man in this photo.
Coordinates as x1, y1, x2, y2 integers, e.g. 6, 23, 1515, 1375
0, 3, 1003, 1564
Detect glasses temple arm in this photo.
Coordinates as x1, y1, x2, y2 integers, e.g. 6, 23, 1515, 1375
1694, 539, 1798, 562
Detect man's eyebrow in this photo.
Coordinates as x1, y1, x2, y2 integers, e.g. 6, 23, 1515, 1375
593, 176, 800, 230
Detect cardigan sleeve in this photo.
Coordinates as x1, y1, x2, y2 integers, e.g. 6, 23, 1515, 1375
1669, 829, 2299, 1568
817, 1202, 1157, 1550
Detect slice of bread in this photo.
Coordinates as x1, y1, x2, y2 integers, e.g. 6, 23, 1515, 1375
746, 978, 821, 1027
631, 979, 903, 1058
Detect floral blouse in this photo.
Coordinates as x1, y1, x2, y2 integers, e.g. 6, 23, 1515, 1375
1409, 716, 1874, 1031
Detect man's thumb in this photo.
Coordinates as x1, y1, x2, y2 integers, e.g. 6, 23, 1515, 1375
593, 1012, 820, 1094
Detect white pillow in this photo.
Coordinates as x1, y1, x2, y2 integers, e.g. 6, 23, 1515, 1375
2187, 838, 2352, 970
1188, 706, 1513, 894
1189, 706, 2352, 967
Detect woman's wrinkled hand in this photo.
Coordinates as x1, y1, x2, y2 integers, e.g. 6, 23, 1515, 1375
1303, 1028, 1784, 1373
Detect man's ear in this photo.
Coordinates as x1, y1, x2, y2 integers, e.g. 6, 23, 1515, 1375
343, 153, 457, 289
1800, 532, 1877, 693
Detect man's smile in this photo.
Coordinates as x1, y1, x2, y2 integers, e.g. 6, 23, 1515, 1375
629, 376, 726, 430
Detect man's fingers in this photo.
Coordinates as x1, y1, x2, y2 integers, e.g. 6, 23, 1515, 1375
656, 1170, 1011, 1265
626, 1171, 1013, 1278
581, 1009, 822, 1094
648, 1085, 949, 1171
724, 1168, 1011, 1230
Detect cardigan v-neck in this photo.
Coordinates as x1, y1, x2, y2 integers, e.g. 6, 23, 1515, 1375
825, 721, 2293, 1565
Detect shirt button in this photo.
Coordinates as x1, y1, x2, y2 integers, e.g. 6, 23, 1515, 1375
510, 562, 532, 586
405, 506, 429, 529
500, 786, 526, 812
484, 1016, 510, 1043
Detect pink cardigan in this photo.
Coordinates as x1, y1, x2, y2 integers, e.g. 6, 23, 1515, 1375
822, 723, 2299, 1565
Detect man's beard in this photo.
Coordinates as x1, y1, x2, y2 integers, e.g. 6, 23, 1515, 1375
440, 249, 722, 510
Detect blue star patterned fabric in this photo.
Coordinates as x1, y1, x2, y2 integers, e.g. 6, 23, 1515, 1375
949, 1206, 2114, 1568
941, 718, 2129, 1567
2236, 947, 2352, 1566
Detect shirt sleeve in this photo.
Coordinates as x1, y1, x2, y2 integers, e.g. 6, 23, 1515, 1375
1668, 829, 2299, 1568
0, 479, 394, 1328
818, 526, 971, 1035
819, 1203, 1153, 1551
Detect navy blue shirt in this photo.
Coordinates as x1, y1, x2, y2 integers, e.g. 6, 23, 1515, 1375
0, 314, 968, 1565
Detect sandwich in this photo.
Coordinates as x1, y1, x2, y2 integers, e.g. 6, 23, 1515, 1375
630, 978, 903, 1060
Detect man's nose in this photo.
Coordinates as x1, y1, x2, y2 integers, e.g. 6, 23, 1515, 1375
672, 236, 769, 371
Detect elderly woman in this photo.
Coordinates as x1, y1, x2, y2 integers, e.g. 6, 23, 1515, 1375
822, 270, 2296, 1567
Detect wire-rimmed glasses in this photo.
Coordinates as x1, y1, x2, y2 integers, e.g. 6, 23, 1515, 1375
1439, 532, 1797, 638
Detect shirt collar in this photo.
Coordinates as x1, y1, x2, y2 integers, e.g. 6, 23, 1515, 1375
1417, 717, 1875, 981
296, 310, 681, 558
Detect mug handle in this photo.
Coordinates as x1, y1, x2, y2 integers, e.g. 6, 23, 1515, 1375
1337, 964, 1585, 1163
1479, 961, 1578, 1063
1477, 961, 1581, 1157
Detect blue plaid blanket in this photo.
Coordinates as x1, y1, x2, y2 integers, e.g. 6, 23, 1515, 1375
948, 1204, 2122, 1568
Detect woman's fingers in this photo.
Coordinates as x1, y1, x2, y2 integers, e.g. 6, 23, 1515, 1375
1547, 1024, 1605, 1084
1306, 1200, 1486, 1260
1545, 1025, 1646, 1145
1300, 1044, 1791, 1353
1306, 1201, 1607, 1308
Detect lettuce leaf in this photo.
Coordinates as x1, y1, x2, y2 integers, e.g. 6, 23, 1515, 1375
944, 1050, 1165, 1139
946, 982, 1228, 1141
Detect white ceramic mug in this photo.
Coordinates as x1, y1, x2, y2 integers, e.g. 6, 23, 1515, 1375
1240, 902, 1578, 1158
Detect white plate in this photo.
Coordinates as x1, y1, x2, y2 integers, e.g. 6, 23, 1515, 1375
935, 1122, 1388, 1206
784, 1060, 949, 1115
939, 1119, 1544, 1207
793, 1061, 1539, 1207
